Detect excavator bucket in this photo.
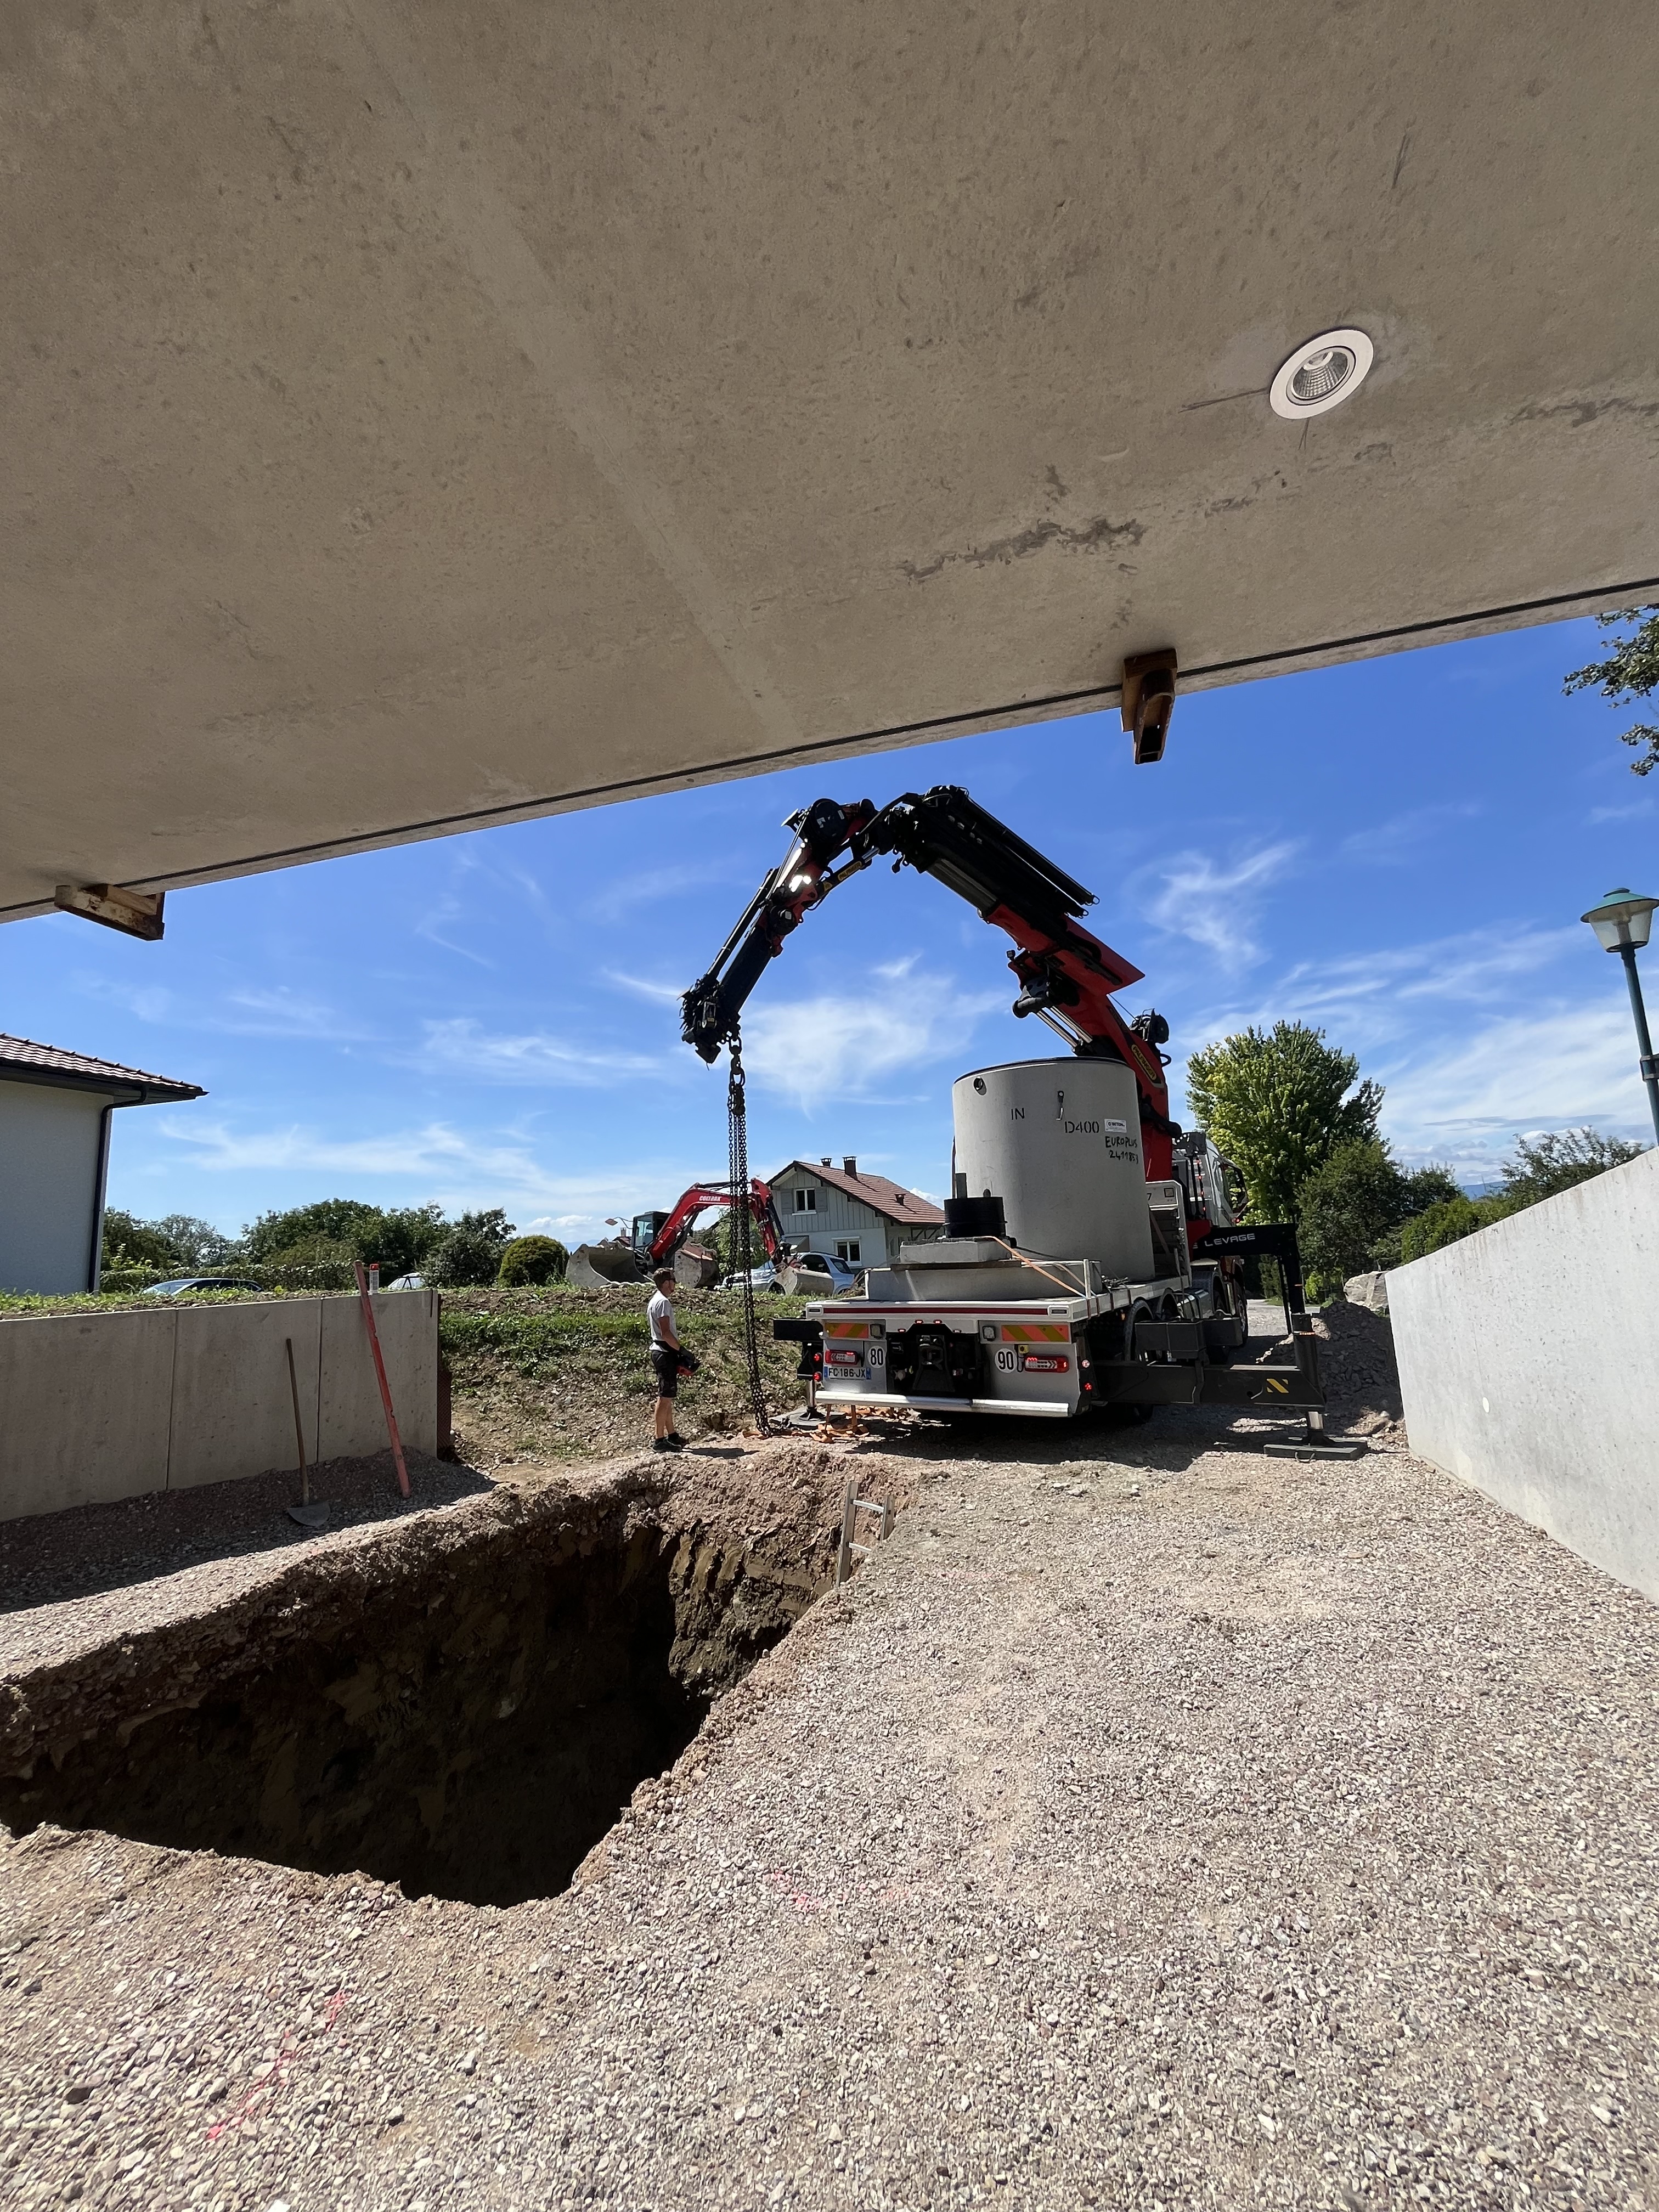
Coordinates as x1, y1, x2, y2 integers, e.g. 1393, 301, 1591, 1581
566, 1239, 645, 1290
674, 1242, 720, 1290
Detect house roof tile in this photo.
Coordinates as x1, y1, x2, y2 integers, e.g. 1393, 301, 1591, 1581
768, 1159, 944, 1226
0, 1033, 205, 1103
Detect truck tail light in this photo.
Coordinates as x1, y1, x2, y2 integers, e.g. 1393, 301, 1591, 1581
1020, 1353, 1070, 1373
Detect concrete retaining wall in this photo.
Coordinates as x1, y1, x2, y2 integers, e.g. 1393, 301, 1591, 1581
0, 1291, 438, 1521
1388, 1150, 1659, 1602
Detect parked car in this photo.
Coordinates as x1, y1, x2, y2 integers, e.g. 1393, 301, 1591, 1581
720, 1261, 787, 1294
382, 1273, 427, 1290
140, 1276, 267, 1298
720, 1252, 865, 1296
786, 1252, 864, 1294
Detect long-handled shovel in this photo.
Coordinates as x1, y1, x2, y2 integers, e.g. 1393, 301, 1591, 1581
284, 1334, 330, 1531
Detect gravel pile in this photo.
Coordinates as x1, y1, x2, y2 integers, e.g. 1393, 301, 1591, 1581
3, 1397, 1656, 2210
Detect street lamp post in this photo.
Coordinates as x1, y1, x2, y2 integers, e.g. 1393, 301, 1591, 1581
1582, 887, 1659, 1144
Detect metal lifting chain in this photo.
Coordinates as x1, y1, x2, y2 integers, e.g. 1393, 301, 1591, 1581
726, 1035, 771, 1435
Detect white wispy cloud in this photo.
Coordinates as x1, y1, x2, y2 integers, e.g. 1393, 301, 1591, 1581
74, 974, 177, 1025
1337, 803, 1480, 867
417, 1018, 663, 1086
742, 970, 1002, 1109
584, 858, 757, 926
602, 969, 685, 1007
1183, 924, 1580, 1059
75, 972, 368, 1042
156, 1117, 721, 1242
219, 986, 365, 1039
413, 891, 496, 968
1146, 842, 1301, 969
1379, 1001, 1651, 1178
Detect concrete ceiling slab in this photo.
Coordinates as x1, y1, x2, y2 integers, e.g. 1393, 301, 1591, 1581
4, 1, 1656, 918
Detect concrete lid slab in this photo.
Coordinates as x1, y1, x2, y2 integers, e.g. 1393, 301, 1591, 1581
4, 0, 1656, 917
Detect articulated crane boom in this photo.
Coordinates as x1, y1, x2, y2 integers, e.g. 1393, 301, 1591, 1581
681, 782, 1359, 1460
682, 783, 1181, 1177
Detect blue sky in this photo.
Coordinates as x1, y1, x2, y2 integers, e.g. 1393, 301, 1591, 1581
2, 613, 1652, 1242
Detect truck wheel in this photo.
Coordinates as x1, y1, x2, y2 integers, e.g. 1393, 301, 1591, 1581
1099, 1300, 1158, 1425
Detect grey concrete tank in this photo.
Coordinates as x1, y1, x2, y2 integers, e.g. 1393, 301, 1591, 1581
951, 1058, 1154, 1278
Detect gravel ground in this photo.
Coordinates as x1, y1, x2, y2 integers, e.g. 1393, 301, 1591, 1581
0, 1453, 484, 1677
2, 1325, 1656, 2211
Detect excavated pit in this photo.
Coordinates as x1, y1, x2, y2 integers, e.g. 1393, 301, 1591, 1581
0, 1458, 851, 1907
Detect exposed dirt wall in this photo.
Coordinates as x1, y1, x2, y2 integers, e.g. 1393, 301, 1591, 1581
0, 1443, 888, 1906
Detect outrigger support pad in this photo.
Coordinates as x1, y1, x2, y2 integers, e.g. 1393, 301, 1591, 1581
1190, 1221, 1368, 1460
1263, 1408, 1368, 1462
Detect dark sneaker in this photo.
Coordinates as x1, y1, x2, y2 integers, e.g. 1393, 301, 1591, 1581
652, 1435, 684, 1454
667, 1431, 687, 1447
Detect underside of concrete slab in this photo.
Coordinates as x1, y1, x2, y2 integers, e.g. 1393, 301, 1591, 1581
4, 1, 1656, 916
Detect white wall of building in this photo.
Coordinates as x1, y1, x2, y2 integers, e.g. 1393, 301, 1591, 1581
0, 1080, 112, 1294
775, 1169, 906, 1264
1388, 1149, 1659, 1603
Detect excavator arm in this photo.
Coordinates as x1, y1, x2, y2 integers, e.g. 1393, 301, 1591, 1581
646, 1180, 786, 1267
681, 784, 1180, 1179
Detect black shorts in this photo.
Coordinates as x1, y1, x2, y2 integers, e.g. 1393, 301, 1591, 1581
649, 1343, 680, 1398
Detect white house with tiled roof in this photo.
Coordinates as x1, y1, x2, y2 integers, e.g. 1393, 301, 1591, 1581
766, 1155, 944, 1268
0, 1036, 204, 1294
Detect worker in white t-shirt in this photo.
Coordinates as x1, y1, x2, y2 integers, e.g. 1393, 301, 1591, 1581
647, 1266, 695, 1452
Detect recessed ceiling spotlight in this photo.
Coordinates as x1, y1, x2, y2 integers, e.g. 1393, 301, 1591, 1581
1269, 328, 1374, 420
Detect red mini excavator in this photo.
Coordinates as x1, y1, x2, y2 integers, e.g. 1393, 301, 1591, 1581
628, 1181, 786, 1272
568, 1180, 786, 1288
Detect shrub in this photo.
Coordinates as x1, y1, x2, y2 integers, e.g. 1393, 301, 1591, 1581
1399, 1194, 1517, 1261
428, 1227, 507, 1288
496, 1235, 567, 1286
1297, 1143, 1463, 1297
259, 1234, 360, 1283
98, 1266, 171, 1294
1499, 1127, 1645, 1203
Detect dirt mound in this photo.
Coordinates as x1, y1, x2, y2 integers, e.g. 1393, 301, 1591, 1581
441, 1285, 812, 1468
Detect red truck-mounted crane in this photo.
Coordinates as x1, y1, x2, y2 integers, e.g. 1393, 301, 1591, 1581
681, 782, 1237, 1245
681, 783, 1359, 1458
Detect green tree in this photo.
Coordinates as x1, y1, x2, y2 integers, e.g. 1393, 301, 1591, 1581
1400, 1194, 1516, 1261
1184, 1022, 1383, 1223
426, 1210, 516, 1288
151, 1214, 239, 1269
1393, 1127, 1644, 1265
244, 1199, 448, 1276
1499, 1126, 1644, 1204
497, 1235, 567, 1286
1296, 1141, 1460, 1294
244, 1199, 385, 1263
370, 1205, 452, 1277
1565, 605, 1659, 775
100, 1209, 187, 1272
